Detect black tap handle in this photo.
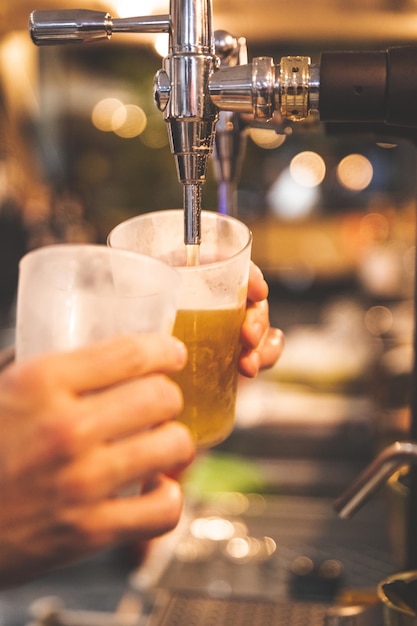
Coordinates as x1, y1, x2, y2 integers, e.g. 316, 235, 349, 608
320, 46, 417, 128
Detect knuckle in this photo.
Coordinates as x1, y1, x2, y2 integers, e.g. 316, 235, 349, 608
3, 356, 53, 397
58, 465, 96, 504
54, 511, 105, 551
147, 374, 184, 417
160, 481, 184, 529
142, 421, 194, 474
165, 421, 195, 459
38, 416, 84, 463
113, 334, 173, 372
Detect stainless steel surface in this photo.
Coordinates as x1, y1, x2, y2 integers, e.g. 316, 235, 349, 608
159, 0, 217, 244
0, 489, 393, 624
29, 9, 170, 45
378, 571, 417, 626
212, 32, 248, 216
207, 56, 317, 119
334, 442, 417, 519
324, 604, 383, 626
183, 183, 202, 246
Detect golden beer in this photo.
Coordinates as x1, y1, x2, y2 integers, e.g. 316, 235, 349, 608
172, 306, 245, 448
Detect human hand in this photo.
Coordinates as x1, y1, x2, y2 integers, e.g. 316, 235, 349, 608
0, 334, 195, 588
239, 262, 285, 377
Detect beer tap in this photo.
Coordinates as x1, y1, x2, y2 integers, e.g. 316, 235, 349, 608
28, 5, 417, 237
28, 2, 321, 247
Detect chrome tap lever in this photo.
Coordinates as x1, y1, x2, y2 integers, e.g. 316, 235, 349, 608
29, 9, 170, 45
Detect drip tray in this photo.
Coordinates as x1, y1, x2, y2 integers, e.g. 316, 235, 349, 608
142, 493, 393, 626
146, 590, 383, 626
147, 592, 331, 626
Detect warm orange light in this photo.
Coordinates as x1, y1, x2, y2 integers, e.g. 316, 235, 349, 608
249, 128, 286, 149
92, 99, 147, 138
112, 105, 147, 138
91, 98, 124, 132
289, 151, 326, 187
337, 153, 373, 191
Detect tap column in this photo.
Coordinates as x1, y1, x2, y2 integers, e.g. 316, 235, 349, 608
155, 0, 219, 245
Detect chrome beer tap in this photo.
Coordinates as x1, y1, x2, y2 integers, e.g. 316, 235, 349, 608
43, 5, 414, 247
28, 5, 417, 241
29, 2, 320, 245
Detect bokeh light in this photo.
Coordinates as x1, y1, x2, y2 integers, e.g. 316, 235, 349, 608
267, 167, 320, 219
337, 153, 373, 191
364, 305, 393, 336
249, 128, 287, 150
112, 104, 147, 138
111, 0, 167, 17
290, 151, 326, 187
92, 100, 147, 138
154, 33, 170, 57
92, 98, 124, 132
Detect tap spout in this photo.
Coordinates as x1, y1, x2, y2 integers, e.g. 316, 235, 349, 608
334, 441, 417, 519
158, 0, 219, 245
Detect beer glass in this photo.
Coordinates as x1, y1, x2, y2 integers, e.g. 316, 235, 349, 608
108, 210, 252, 448
16, 243, 181, 360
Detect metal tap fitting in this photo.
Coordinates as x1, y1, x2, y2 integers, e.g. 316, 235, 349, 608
211, 32, 249, 216
209, 55, 319, 122
153, 0, 219, 245
334, 441, 417, 519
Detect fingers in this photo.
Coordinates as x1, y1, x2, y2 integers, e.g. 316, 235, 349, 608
57, 421, 195, 502
16, 334, 188, 395
0, 335, 189, 466
65, 475, 186, 550
241, 261, 285, 377
240, 298, 270, 349
82, 372, 185, 442
0, 475, 186, 583
259, 327, 285, 369
247, 261, 269, 303
239, 326, 285, 378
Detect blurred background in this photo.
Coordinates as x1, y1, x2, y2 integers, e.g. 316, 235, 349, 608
1, 1, 417, 623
